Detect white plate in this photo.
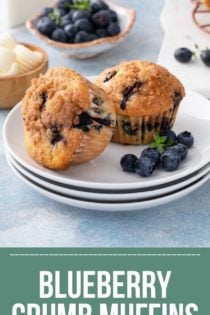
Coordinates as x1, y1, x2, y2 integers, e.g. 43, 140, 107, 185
3, 88, 210, 191
6, 154, 210, 211
7, 151, 210, 201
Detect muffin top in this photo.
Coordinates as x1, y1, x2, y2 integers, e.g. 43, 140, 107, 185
95, 61, 185, 117
22, 67, 115, 169
22, 67, 92, 128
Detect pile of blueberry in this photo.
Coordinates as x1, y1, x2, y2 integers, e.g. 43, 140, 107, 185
37, 0, 121, 44
120, 130, 194, 177
174, 46, 210, 67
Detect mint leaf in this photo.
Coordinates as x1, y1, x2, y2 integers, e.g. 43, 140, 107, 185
159, 135, 167, 143
49, 9, 61, 25
149, 131, 176, 153
149, 133, 168, 153
66, 0, 91, 12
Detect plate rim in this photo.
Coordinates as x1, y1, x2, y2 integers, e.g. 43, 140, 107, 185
8, 152, 210, 202
7, 150, 210, 199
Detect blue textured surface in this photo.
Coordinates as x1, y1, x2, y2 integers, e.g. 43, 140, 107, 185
1, 0, 210, 247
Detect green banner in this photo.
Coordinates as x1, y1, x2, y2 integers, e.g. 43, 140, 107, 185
1, 248, 210, 314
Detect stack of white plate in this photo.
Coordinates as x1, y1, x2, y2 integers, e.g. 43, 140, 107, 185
3, 89, 210, 211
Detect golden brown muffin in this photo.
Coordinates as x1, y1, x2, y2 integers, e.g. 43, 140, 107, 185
22, 67, 116, 170
95, 61, 185, 145
201, 0, 210, 9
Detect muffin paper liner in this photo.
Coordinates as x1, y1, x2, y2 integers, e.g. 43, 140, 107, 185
71, 128, 113, 164
112, 105, 180, 145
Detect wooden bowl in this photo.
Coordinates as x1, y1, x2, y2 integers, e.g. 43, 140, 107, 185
0, 43, 48, 109
26, 0, 136, 59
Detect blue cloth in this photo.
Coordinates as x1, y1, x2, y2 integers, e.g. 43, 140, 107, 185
1, 0, 210, 247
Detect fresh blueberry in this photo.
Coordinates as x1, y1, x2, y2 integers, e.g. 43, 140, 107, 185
75, 18, 94, 32
200, 49, 210, 67
72, 10, 91, 22
172, 143, 188, 160
161, 129, 177, 144
176, 131, 194, 148
64, 24, 78, 37
57, 0, 72, 10
40, 7, 53, 17
135, 156, 155, 177
95, 28, 109, 38
109, 10, 118, 22
141, 148, 160, 166
107, 22, 121, 36
88, 33, 98, 41
174, 48, 193, 63
37, 16, 56, 36
60, 14, 73, 27
68, 9, 77, 20
51, 28, 68, 42
92, 10, 111, 27
56, 7, 68, 16
161, 148, 181, 171
74, 31, 89, 43
91, 0, 109, 13
120, 154, 138, 173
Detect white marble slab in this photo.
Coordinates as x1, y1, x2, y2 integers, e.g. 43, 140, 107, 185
158, 0, 210, 98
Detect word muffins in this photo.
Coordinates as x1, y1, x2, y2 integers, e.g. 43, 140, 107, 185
95, 61, 185, 145
22, 67, 116, 170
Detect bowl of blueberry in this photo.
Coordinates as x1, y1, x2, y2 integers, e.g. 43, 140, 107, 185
26, 0, 136, 59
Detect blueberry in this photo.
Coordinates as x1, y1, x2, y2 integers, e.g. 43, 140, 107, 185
51, 28, 68, 42
57, 0, 72, 10
176, 131, 194, 148
108, 22, 121, 36
51, 126, 64, 145
75, 18, 94, 32
120, 154, 138, 173
74, 31, 89, 43
37, 16, 56, 36
174, 48, 193, 63
161, 129, 177, 144
72, 10, 91, 22
172, 143, 188, 160
96, 28, 109, 38
91, 0, 109, 13
161, 148, 181, 172
60, 14, 73, 27
88, 33, 98, 41
68, 9, 77, 20
200, 49, 210, 67
92, 10, 111, 27
109, 10, 118, 22
40, 7, 53, 17
56, 7, 68, 16
64, 24, 78, 37
141, 148, 160, 166
135, 157, 155, 177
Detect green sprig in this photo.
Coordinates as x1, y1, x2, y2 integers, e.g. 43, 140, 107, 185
49, 9, 61, 25
66, 0, 92, 12
149, 134, 167, 153
149, 133, 175, 153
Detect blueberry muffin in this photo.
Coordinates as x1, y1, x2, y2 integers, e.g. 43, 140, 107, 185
95, 61, 185, 145
201, 0, 210, 9
22, 67, 116, 170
